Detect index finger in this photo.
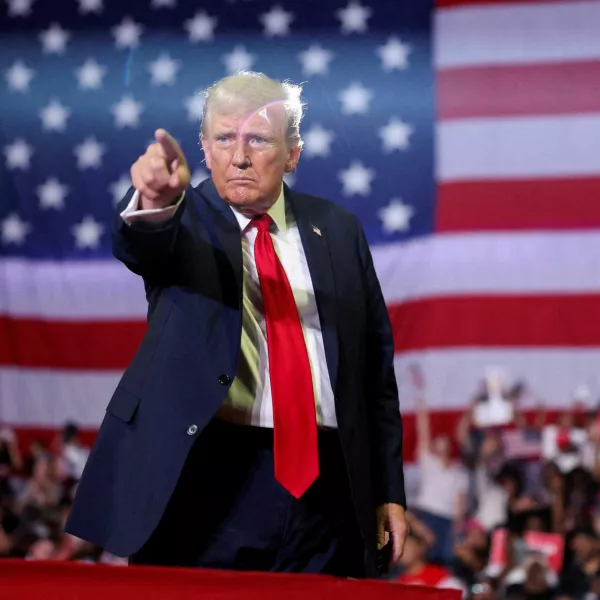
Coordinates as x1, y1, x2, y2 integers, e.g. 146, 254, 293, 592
155, 128, 182, 162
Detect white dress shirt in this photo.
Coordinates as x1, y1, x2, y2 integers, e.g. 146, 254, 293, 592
120, 185, 338, 429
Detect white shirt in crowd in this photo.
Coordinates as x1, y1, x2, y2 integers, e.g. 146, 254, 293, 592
416, 450, 469, 520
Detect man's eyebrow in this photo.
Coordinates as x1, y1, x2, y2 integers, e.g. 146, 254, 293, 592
214, 129, 272, 138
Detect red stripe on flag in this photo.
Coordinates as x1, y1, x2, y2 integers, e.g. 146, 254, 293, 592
3, 295, 600, 368
438, 61, 600, 119
389, 295, 600, 351
436, 178, 600, 232
0, 316, 145, 369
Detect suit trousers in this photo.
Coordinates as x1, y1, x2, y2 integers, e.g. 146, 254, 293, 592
128, 418, 367, 577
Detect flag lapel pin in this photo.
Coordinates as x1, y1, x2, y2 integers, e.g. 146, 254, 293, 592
312, 225, 322, 237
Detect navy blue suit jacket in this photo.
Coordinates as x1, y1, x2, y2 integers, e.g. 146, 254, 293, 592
65, 178, 406, 572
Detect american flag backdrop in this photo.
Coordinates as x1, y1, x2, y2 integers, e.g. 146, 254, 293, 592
1, 0, 599, 461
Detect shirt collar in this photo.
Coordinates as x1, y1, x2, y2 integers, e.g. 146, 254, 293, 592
229, 184, 287, 235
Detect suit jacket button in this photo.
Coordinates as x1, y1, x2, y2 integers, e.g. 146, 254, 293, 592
187, 424, 198, 436
218, 374, 231, 385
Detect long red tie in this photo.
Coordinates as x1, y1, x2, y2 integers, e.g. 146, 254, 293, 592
252, 214, 319, 498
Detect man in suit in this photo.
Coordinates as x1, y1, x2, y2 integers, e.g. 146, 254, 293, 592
65, 71, 408, 578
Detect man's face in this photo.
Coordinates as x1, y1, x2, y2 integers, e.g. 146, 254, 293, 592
201, 104, 300, 216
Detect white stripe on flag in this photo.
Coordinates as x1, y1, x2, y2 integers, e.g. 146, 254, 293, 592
2, 346, 599, 427
438, 114, 600, 181
435, 1, 600, 68
0, 368, 119, 427
375, 231, 600, 303
2, 230, 600, 318
394, 347, 600, 412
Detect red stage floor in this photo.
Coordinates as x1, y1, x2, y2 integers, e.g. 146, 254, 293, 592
0, 560, 463, 600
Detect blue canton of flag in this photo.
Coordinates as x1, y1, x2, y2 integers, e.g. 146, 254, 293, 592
0, 0, 434, 259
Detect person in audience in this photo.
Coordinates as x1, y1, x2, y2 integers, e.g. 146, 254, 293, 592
414, 395, 469, 565
451, 520, 491, 589
55, 422, 90, 483
505, 552, 558, 600
16, 454, 61, 513
0, 426, 22, 482
392, 529, 466, 595
559, 527, 600, 599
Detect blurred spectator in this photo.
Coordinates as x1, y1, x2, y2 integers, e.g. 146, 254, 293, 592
0, 421, 116, 562
16, 454, 61, 513
392, 528, 466, 595
505, 552, 558, 600
451, 520, 490, 588
559, 527, 600, 599
414, 395, 469, 565
55, 422, 90, 482
0, 426, 22, 481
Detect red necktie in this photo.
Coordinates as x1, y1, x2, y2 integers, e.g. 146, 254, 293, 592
252, 214, 319, 498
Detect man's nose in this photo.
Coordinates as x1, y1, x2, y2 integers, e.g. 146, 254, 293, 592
232, 139, 250, 168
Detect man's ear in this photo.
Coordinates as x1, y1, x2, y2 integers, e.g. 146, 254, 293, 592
284, 145, 301, 173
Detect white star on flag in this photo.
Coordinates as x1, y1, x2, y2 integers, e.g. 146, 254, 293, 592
336, 1, 371, 34
298, 44, 334, 76
40, 100, 70, 132
339, 82, 372, 115
338, 161, 374, 196
7, 0, 34, 17
39, 23, 69, 54
74, 137, 106, 169
37, 178, 69, 210
4, 139, 33, 170
260, 6, 294, 37
379, 118, 414, 152
76, 58, 106, 90
223, 46, 255, 74
377, 37, 411, 71
152, 0, 176, 7
1, 213, 31, 246
6, 60, 35, 93
72, 216, 104, 249
191, 168, 210, 187
112, 96, 143, 129
109, 174, 132, 205
78, 0, 103, 14
112, 17, 143, 49
185, 91, 205, 122
378, 198, 415, 233
303, 124, 334, 158
148, 53, 181, 86
184, 11, 217, 42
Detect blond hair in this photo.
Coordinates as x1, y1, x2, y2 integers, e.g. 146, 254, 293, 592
200, 71, 306, 149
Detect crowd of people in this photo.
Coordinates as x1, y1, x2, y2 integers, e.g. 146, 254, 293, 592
390, 383, 600, 600
0, 422, 124, 564
0, 385, 598, 600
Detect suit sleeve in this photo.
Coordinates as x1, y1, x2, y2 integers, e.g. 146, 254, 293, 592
356, 218, 407, 509
111, 186, 190, 279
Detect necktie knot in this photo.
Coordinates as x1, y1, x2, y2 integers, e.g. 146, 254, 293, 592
252, 214, 273, 233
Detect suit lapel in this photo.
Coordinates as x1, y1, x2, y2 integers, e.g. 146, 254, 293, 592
197, 178, 243, 301
195, 179, 244, 364
286, 186, 339, 393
